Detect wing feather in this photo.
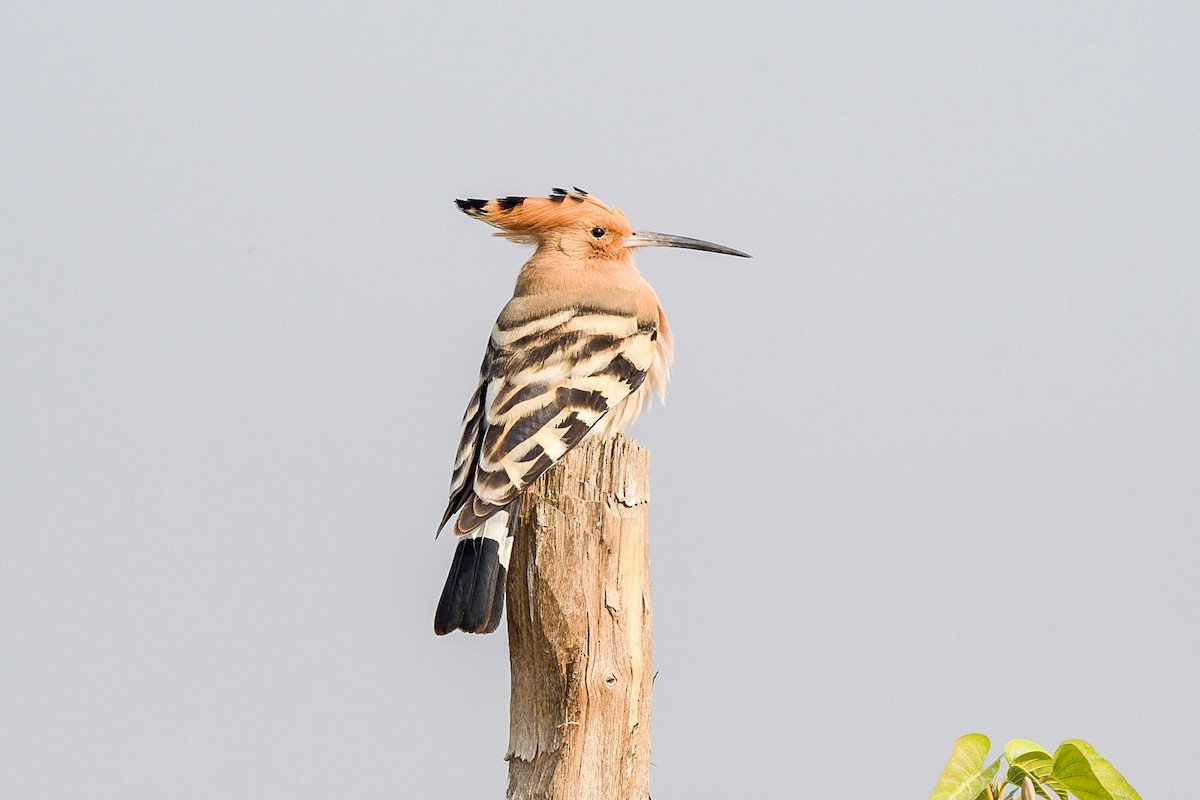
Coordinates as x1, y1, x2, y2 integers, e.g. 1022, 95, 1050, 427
440, 306, 655, 537
437, 346, 495, 533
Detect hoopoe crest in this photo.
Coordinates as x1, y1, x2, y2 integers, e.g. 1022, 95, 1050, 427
434, 187, 749, 635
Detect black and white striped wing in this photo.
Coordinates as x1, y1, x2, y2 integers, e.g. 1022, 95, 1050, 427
438, 309, 656, 537
437, 346, 494, 533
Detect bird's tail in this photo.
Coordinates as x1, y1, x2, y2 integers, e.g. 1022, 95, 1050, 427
434, 509, 514, 635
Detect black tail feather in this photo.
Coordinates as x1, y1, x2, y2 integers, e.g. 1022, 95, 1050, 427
434, 537, 506, 635
488, 562, 507, 632
433, 539, 469, 635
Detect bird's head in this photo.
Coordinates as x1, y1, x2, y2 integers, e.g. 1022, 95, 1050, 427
455, 187, 749, 262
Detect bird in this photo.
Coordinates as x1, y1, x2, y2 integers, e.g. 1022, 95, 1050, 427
434, 187, 749, 635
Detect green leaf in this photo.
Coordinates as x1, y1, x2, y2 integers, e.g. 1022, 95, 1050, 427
1052, 740, 1142, 800
1004, 739, 1067, 800
1005, 739, 1053, 772
931, 734, 1000, 800
1005, 766, 1068, 800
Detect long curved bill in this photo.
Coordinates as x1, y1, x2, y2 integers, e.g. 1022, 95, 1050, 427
624, 230, 751, 258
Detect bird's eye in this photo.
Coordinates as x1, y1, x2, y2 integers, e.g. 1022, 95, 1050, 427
590, 227, 606, 238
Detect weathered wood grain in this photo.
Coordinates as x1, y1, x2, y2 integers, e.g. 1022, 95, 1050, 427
506, 434, 652, 800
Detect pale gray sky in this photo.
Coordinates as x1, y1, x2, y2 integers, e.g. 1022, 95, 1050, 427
2, 2, 1197, 797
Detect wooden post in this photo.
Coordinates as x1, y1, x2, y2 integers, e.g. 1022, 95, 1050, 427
505, 434, 653, 800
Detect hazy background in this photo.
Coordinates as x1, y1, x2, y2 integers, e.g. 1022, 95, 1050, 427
3, 2, 1197, 797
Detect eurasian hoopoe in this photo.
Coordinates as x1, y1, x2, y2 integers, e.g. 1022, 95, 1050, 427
434, 187, 749, 635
